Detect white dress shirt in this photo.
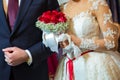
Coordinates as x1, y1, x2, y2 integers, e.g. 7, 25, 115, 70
4, 0, 32, 65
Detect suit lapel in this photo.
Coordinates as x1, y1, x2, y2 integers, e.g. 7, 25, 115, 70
0, 0, 10, 34
11, 0, 33, 36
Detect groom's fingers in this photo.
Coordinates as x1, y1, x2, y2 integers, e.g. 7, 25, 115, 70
4, 51, 11, 56
2, 47, 15, 53
4, 52, 13, 64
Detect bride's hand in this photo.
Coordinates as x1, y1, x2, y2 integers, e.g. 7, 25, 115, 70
59, 39, 69, 48
57, 33, 71, 48
70, 34, 81, 47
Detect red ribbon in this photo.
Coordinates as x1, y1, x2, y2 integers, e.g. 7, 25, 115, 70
66, 57, 75, 80
66, 50, 94, 80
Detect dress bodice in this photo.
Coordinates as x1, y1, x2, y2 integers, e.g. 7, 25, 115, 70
72, 11, 100, 39
63, 0, 118, 51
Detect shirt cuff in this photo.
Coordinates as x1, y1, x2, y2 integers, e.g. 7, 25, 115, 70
25, 49, 33, 65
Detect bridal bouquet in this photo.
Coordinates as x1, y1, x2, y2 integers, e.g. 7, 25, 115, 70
36, 10, 69, 52
36, 10, 68, 34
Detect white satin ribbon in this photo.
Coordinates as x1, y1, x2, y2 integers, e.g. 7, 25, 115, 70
43, 32, 59, 53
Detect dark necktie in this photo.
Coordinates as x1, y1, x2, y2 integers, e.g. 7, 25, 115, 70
8, 0, 18, 30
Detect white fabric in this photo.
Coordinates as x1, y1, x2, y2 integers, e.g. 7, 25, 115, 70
57, 0, 69, 5
25, 50, 32, 65
58, 33, 82, 58
54, 0, 120, 80
55, 14, 120, 80
42, 32, 59, 53
57, 33, 70, 42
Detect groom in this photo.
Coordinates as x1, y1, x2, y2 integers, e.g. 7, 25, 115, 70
0, 0, 59, 80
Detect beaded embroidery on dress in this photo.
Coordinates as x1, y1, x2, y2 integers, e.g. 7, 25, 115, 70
54, 0, 120, 80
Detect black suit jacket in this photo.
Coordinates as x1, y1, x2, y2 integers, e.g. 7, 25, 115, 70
0, 0, 59, 80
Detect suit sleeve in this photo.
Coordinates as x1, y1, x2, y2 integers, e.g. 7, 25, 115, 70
28, 42, 53, 67
27, 0, 60, 67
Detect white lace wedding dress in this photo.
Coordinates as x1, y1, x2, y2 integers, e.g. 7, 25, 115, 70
54, 0, 120, 80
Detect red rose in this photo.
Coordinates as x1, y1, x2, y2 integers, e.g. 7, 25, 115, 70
38, 10, 67, 24
42, 11, 51, 18
58, 12, 65, 17
38, 17, 44, 21
52, 10, 59, 16
50, 16, 58, 24
58, 16, 67, 22
38, 16, 50, 23
36, 10, 69, 34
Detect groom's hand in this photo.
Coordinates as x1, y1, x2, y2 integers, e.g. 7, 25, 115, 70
2, 47, 29, 66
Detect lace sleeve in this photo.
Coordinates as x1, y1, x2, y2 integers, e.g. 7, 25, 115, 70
79, 0, 119, 51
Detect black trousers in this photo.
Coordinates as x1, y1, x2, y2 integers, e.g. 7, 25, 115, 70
9, 70, 14, 80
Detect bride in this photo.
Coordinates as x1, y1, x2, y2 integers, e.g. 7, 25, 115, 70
44, 0, 120, 80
